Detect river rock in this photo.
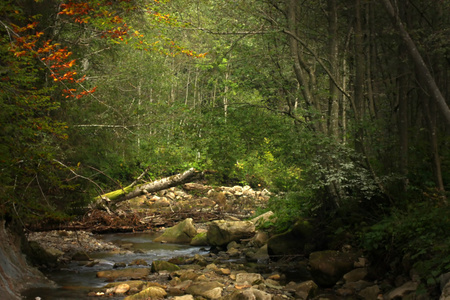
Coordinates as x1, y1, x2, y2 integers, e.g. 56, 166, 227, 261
207, 220, 255, 247
174, 295, 194, 300
385, 281, 418, 300
267, 219, 314, 260
226, 287, 273, 300
96, 267, 150, 279
251, 231, 270, 248
124, 286, 167, 300
251, 211, 275, 226
343, 268, 368, 283
442, 281, 450, 300
72, 251, 90, 261
185, 281, 224, 299
114, 283, 130, 294
236, 273, 264, 286
28, 241, 64, 266
358, 284, 381, 300
151, 260, 180, 273
129, 259, 148, 266
285, 280, 318, 299
153, 218, 197, 243
190, 232, 208, 246
309, 250, 358, 287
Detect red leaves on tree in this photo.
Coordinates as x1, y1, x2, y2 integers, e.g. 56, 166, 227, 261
9, 23, 94, 99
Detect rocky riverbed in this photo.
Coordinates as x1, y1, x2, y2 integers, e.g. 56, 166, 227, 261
24, 183, 450, 299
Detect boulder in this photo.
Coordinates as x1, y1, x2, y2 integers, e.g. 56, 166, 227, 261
236, 273, 264, 286
226, 287, 273, 300
124, 286, 167, 300
185, 281, 224, 299
441, 281, 450, 300
96, 268, 150, 279
285, 280, 318, 299
28, 241, 64, 266
207, 220, 255, 247
245, 245, 269, 263
309, 250, 358, 287
190, 232, 208, 246
71, 251, 90, 261
153, 218, 197, 244
151, 260, 180, 273
267, 219, 314, 260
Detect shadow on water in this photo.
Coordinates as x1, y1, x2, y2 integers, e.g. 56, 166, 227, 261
22, 232, 205, 300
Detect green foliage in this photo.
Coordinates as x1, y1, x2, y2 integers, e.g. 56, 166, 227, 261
360, 200, 450, 285
265, 191, 314, 233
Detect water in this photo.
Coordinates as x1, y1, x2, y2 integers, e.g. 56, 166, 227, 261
22, 232, 205, 300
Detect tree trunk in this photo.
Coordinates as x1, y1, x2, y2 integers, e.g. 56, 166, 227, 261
380, 0, 450, 126
327, 0, 340, 139
93, 168, 199, 208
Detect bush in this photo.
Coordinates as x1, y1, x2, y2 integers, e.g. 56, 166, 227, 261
360, 200, 450, 289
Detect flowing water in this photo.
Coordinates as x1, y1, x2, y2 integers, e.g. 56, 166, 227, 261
22, 232, 205, 300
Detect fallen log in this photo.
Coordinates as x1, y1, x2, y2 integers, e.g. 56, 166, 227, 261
92, 168, 199, 208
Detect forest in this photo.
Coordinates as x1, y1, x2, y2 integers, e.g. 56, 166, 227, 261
1, 0, 449, 297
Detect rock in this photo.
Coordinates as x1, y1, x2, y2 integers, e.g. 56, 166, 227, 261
226, 287, 273, 300
343, 268, 368, 283
358, 285, 381, 300
151, 260, 180, 273
441, 280, 450, 300
174, 295, 194, 300
129, 259, 148, 266
385, 281, 418, 300
114, 283, 130, 294
190, 232, 208, 246
285, 280, 318, 299
102, 280, 146, 292
245, 245, 269, 263
251, 211, 275, 227
236, 273, 264, 286
71, 251, 90, 261
207, 220, 256, 247
96, 268, 150, 279
124, 286, 167, 300
342, 280, 373, 291
309, 250, 358, 287
251, 231, 269, 248
153, 218, 197, 244
113, 262, 126, 268
441, 272, 450, 291
28, 241, 63, 266
185, 281, 224, 299
267, 219, 314, 260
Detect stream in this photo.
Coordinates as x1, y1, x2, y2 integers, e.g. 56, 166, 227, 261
22, 232, 205, 300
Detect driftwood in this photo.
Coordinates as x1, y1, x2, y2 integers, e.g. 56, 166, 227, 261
92, 168, 199, 208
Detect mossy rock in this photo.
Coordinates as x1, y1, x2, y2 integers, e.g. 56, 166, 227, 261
151, 260, 180, 273
124, 286, 167, 300
190, 232, 208, 246
267, 218, 314, 260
